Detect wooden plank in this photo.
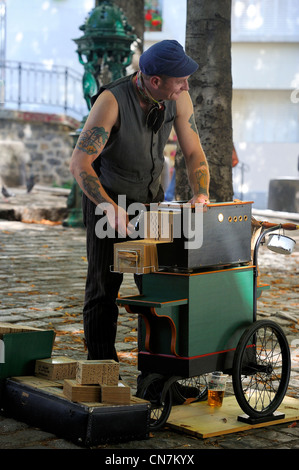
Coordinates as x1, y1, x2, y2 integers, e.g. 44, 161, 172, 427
0, 322, 51, 335
11, 375, 62, 389
8, 377, 149, 408
167, 396, 299, 438
117, 294, 188, 308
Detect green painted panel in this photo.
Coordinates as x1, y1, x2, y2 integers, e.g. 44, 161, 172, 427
137, 303, 189, 357
142, 273, 189, 301
140, 273, 190, 356
188, 268, 254, 357
129, 267, 254, 359
0, 330, 55, 379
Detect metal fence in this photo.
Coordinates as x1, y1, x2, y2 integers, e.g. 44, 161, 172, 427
0, 60, 87, 119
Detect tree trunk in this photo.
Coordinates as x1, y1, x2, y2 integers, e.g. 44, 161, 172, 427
176, 0, 233, 202
113, 0, 144, 54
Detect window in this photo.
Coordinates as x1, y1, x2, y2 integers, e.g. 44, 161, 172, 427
232, 0, 299, 41
144, 0, 163, 32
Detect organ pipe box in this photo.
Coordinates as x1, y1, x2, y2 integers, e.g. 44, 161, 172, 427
155, 201, 252, 269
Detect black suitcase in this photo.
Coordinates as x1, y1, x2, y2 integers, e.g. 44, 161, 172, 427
1, 378, 150, 447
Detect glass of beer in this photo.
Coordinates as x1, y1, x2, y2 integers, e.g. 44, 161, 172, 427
207, 372, 228, 407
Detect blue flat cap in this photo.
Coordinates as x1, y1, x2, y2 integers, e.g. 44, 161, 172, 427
139, 40, 199, 77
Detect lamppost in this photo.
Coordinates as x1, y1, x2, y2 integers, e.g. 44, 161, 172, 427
63, 0, 136, 227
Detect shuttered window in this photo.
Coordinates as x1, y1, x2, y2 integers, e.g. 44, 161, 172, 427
232, 0, 299, 41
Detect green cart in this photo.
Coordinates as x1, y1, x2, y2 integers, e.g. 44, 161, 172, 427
117, 205, 297, 430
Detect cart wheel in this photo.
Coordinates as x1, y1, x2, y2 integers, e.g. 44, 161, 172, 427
232, 319, 291, 418
172, 375, 208, 404
136, 373, 172, 431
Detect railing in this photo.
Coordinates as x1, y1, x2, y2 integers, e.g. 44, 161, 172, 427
0, 60, 88, 119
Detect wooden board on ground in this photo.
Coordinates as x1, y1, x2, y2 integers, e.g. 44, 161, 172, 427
167, 395, 299, 439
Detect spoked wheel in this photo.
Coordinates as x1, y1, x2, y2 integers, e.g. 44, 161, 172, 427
172, 375, 208, 405
232, 320, 291, 418
136, 373, 173, 431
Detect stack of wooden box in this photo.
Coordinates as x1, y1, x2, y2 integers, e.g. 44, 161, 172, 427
34, 357, 131, 404
1, 323, 149, 446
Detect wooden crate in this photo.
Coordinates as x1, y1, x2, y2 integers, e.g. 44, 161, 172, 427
113, 239, 169, 274
35, 356, 77, 380
63, 379, 101, 403
100, 381, 131, 404
76, 359, 119, 385
113, 240, 156, 274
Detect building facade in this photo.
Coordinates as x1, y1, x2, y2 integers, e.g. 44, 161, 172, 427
1, 0, 298, 208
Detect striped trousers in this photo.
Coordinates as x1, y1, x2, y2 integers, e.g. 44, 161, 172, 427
82, 193, 142, 361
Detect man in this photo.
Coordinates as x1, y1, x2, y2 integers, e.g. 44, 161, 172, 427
70, 40, 210, 361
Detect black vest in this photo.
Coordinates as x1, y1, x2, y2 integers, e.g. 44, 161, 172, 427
92, 74, 176, 203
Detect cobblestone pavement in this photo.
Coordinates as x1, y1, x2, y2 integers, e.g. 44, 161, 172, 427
0, 188, 298, 450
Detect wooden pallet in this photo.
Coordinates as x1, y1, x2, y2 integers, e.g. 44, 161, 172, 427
167, 395, 299, 438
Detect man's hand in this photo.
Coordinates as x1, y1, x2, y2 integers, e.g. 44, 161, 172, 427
188, 194, 210, 205
105, 204, 134, 238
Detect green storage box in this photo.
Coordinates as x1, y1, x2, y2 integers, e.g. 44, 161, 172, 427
118, 266, 255, 376
0, 323, 55, 379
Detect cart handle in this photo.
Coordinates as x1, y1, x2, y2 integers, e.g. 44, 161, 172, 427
261, 221, 299, 230
252, 222, 297, 321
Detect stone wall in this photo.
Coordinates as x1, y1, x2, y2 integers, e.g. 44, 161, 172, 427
0, 109, 81, 188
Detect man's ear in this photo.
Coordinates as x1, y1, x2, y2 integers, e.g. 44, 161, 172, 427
149, 75, 162, 89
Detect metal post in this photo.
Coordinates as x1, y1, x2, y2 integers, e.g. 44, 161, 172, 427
64, 67, 68, 114
18, 62, 22, 109
0, 0, 6, 106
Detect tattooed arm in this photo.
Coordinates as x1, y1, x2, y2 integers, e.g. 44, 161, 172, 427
70, 90, 130, 236
174, 91, 210, 204
74, 125, 109, 204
